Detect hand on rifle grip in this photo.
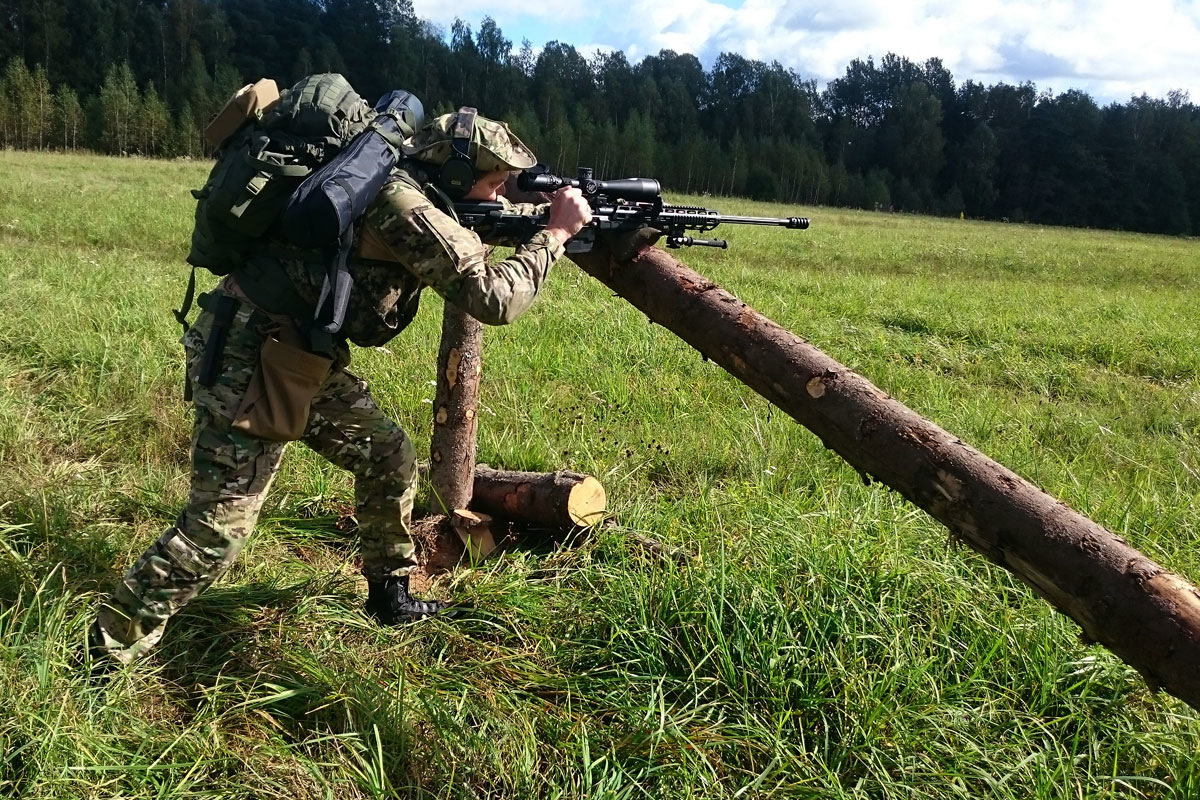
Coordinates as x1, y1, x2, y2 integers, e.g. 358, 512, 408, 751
546, 187, 592, 244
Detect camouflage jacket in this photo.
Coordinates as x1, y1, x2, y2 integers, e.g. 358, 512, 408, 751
269, 163, 563, 348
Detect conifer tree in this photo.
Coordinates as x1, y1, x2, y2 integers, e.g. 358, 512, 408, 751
174, 101, 203, 158
589, 119, 619, 180
727, 131, 748, 196
620, 109, 655, 177
52, 83, 81, 150
140, 83, 172, 156
30, 65, 52, 149
2, 59, 39, 149
97, 62, 140, 155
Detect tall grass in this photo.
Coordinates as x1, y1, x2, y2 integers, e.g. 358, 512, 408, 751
1, 150, 1198, 798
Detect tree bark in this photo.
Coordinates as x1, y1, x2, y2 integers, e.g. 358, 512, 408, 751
428, 301, 484, 514
569, 242, 1200, 712
471, 466, 607, 528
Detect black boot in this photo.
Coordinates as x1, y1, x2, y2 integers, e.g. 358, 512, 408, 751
72, 623, 121, 694
365, 575, 448, 624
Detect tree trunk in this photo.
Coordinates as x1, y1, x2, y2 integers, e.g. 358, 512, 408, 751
428, 301, 483, 514
569, 242, 1200, 712
471, 466, 606, 529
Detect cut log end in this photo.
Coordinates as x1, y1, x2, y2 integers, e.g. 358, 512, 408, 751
471, 467, 607, 529
568, 476, 608, 526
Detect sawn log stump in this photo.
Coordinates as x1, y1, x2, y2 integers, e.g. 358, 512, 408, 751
411, 465, 608, 581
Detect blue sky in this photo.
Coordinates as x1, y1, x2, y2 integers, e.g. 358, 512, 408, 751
409, 0, 1200, 104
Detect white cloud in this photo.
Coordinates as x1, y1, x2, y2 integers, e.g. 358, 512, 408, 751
770, 0, 1200, 100
598, 1, 740, 61
423, 0, 1200, 102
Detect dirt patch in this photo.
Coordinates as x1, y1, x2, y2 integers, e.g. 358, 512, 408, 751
408, 514, 464, 594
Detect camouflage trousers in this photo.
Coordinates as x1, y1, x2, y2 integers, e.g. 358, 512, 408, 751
91, 297, 418, 663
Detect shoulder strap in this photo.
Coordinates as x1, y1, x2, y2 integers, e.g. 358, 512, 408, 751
312, 224, 356, 346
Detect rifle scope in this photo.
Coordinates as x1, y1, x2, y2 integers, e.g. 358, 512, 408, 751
518, 166, 661, 203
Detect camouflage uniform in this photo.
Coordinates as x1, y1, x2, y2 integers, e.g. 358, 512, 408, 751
92, 112, 560, 663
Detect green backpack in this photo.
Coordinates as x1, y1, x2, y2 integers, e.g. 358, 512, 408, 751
185, 73, 376, 276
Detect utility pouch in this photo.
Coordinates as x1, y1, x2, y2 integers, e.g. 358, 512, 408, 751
204, 130, 313, 238
192, 293, 241, 402
204, 79, 281, 150
232, 334, 332, 441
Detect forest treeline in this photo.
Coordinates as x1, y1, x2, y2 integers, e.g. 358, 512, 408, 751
1, 0, 1198, 234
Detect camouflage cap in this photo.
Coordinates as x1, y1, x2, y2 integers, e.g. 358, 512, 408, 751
402, 110, 537, 172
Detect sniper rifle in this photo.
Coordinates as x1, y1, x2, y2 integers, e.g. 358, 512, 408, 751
453, 166, 810, 253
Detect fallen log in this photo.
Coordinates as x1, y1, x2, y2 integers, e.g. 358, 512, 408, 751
470, 465, 607, 529
569, 240, 1200, 712
408, 469, 607, 581
417, 463, 607, 529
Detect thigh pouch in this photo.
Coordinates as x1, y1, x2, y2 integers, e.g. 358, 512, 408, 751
231, 324, 334, 442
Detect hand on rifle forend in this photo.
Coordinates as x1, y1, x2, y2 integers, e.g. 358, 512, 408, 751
546, 187, 593, 244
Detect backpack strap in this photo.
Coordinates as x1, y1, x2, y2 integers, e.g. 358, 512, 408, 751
310, 223, 356, 356
243, 151, 312, 178
174, 266, 199, 334
370, 111, 409, 153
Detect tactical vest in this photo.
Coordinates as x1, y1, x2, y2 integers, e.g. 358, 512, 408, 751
230, 166, 431, 349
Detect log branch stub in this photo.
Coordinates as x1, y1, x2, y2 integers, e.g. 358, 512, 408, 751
568, 240, 1200, 712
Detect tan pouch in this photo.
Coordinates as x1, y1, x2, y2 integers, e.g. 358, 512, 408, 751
356, 221, 399, 262
232, 335, 332, 441
204, 78, 281, 150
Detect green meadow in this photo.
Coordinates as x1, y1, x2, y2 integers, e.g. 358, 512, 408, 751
1, 149, 1199, 798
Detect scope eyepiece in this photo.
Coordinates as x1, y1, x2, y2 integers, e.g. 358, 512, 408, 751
517, 170, 565, 193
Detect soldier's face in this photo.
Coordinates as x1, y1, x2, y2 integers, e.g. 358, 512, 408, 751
463, 170, 513, 202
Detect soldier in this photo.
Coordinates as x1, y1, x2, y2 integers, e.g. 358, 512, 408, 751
88, 109, 592, 665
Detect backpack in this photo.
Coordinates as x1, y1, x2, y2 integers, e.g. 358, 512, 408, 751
178, 74, 423, 340
186, 73, 375, 276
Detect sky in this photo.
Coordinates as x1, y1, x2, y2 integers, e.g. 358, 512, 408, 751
409, 0, 1200, 104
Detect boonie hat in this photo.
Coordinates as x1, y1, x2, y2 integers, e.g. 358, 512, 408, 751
402, 110, 537, 172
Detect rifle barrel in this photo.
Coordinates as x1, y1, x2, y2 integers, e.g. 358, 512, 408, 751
655, 207, 809, 231
716, 214, 810, 229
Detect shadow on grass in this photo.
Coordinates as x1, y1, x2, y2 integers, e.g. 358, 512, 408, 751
1, 498, 598, 795
143, 576, 451, 794
0, 520, 125, 607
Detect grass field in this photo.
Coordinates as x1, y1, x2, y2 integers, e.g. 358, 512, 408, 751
1, 149, 1199, 799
